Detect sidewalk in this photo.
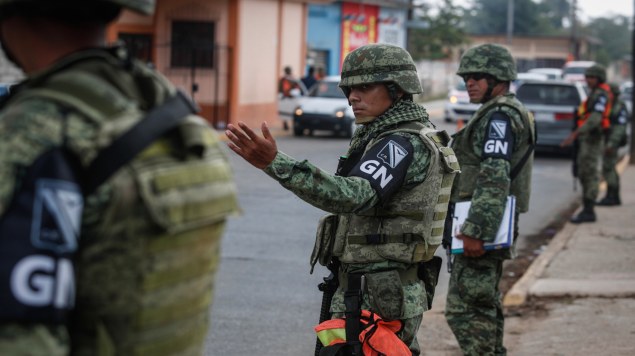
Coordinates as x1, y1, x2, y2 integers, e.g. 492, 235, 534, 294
504, 155, 635, 355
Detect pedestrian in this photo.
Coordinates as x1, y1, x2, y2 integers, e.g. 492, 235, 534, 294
0, 1, 239, 355
301, 66, 318, 92
561, 64, 613, 222
444, 44, 536, 355
278, 65, 301, 98
597, 83, 629, 206
226, 43, 459, 355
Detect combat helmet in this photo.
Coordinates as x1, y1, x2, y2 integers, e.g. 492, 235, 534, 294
339, 43, 422, 95
585, 64, 607, 82
0, 0, 154, 15
457, 44, 517, 81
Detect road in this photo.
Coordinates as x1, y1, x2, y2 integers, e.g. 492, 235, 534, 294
205, 100, 580, 355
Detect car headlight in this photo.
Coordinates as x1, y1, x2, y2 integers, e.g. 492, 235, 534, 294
449, 95, 458, 104
335, 107, 349, 119
294, 107, 303, 116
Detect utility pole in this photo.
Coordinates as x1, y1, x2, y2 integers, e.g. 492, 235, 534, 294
630, 0, 635, 164
506, 0, 514, 45
570, 0, 579, 60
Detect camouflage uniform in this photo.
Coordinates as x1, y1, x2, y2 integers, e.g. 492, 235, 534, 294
599, 84, 629, 206
0, 1, 239, 355
266, 44, 458, 355
444, 44, 535, 356
570, 65, 613, 222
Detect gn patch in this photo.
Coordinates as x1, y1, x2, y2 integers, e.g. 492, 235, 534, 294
482, 111, 514, 161
349, 135, 413, 201
593, 94, 608, 113
617, 107, 628, 125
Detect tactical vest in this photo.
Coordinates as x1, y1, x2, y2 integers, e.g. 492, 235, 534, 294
577, 83, 613, 130
450, 94, 535, 213
0, 50, 239, 355
330, 122, 459, 264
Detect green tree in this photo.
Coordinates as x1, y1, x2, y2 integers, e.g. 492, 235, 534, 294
583, 15, 632, 65
463, 0, 561, 35
408, 0, 470, 60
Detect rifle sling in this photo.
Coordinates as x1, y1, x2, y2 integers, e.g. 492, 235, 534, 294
84, 91, 197, 196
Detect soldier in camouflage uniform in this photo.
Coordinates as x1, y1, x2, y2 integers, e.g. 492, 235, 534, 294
597, 83, 629, 206
226, 43, 459, 355
0, 1, 239, 355
444, 44, 535, 356
561, 64, 613, 222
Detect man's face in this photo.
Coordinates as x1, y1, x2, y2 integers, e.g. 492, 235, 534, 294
585, 75, 599, 89
461, 73, 490, 103
348, 83, 393, 122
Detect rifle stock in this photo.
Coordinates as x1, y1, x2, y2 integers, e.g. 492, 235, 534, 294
315, 259, 340, 356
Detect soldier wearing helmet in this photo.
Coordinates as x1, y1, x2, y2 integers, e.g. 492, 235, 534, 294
598, 83, 629, 206
444, 43, 536, 355
561, 64, 613, 222
226, 43, 459, 355
0, 1, 239, 355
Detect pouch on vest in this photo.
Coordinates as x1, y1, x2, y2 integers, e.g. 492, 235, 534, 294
311, 214, 339, 273
365, 270, 404, 321
0, 148, 84, 323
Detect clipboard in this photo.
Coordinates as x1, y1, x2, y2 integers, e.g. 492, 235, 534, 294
450, 196, 516, 254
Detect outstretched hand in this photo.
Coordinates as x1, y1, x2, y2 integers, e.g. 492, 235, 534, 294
560, 130, 578, 147
226, 121, 278, 169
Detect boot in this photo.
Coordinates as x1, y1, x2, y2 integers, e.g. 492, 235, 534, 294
597, 187, 622, 206
570, 199, 596, 224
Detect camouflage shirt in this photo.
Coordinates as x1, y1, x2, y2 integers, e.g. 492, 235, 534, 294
265, 99, 434, 318
606, 99, 629, 149
450, 93, 534, 256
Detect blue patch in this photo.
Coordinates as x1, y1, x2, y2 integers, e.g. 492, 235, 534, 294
482, 111, 514, 161
593, 94, 607, 113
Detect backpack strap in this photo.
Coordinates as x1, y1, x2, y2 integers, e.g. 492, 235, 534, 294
84, 90, 198, 195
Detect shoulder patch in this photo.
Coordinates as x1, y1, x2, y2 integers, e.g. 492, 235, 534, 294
617, 107, 628, 125
349, 134, 414, 201
593, 93, 608, 113
482, 111, 514, 161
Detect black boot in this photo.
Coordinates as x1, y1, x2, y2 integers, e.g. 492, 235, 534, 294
570, 199, 596, 223
597, 187, 621, 206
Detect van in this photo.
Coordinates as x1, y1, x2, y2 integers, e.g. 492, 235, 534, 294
562, 61, 595, 83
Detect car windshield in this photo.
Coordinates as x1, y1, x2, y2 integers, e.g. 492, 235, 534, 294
309, 81, 346, 99
563, 67, 588, 75
516, 84, 582, 106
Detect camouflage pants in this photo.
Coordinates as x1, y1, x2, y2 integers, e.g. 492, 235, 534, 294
445, 254, 506, 356
601, 146, 620, 191
577, 135, 603, 201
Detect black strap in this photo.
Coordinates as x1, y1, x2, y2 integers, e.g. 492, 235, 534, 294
344, 273, 363, 355
83, 90, 198, 195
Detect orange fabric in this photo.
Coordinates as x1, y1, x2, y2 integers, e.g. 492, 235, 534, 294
314, 310, 411, 356
577, 83, 613, 129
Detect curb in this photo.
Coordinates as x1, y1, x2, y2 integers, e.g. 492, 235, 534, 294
503, 154, 631, 307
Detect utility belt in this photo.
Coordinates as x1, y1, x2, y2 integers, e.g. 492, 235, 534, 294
338, 266, 420, 292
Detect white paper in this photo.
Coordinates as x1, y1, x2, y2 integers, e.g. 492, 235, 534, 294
451, 196, 516, 254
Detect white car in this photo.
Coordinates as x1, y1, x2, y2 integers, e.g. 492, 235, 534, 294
528, 67, 563, 80
444, 81, 480, 123
562, 61, 595, 83
292, 76, 357, 137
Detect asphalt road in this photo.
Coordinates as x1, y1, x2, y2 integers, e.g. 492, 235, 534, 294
205, 100, 580, 356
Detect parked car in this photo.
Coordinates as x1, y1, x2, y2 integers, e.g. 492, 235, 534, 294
515, 80, 587, 152
292, 76, 356, 137
528, 67, 563, 80
511, 72, 550, 92
444, 81, 480, 123
562, 61, 595, 83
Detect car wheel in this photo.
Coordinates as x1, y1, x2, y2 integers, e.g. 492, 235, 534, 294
444, 117, 453, 123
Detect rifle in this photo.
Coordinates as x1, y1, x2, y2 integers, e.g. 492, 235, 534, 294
441, 203, 455, 273
314, 259, 340, 356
